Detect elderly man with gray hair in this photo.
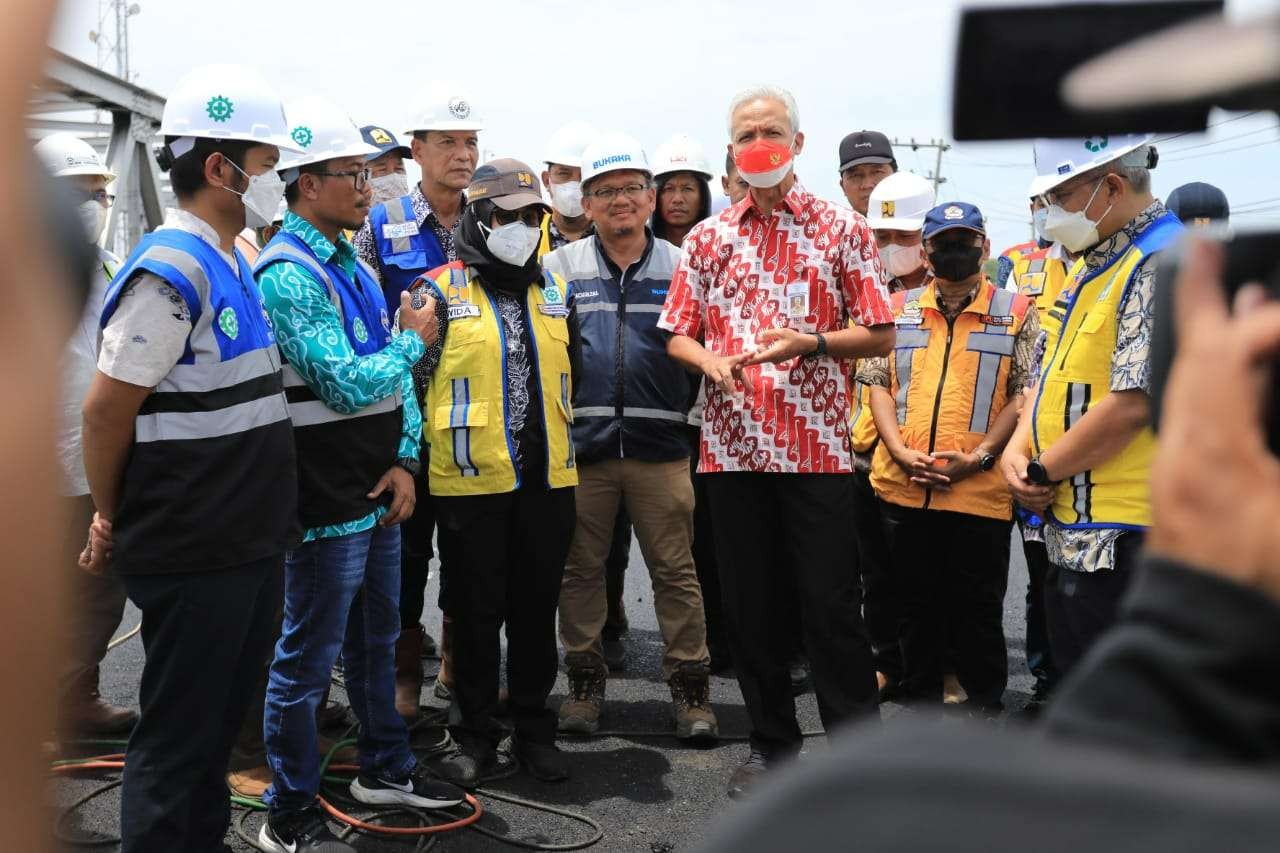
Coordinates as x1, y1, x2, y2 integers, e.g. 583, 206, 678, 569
1001, 135, 1182, 678
660, 84, 895, 799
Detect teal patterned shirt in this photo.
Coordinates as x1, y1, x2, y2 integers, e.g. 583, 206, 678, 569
257, 211, 424, 543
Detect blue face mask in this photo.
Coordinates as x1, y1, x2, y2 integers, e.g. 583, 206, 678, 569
1033, 206, 1049, 242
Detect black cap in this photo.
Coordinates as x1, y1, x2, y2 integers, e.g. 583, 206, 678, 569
839, 130, 896, 172
1166, 182, 1230, 226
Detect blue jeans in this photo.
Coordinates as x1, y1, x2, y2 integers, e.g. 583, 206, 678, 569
263, 525, 415, 813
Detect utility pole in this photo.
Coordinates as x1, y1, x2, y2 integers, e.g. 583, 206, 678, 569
890, 137, 951, 191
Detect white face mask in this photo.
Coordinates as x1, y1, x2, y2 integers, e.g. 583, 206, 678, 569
1032, 207, 1049, 243
550, 181, 584, 218
879, 243, 924, 278
368, 172, 410, 206
78, 200, 107, 244
226, 160, 287, 229
1041, 178, 1113, 253
738, 157, 793, 189
480, 221, 540, 266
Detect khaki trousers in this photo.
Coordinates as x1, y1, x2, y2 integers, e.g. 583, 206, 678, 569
558, 458, 708, 679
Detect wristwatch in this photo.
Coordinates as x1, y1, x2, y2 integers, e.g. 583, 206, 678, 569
395, 456, 421, 477
1026, 455, 1053, 485
976, 450, 996, 472
806, 332, 828, 358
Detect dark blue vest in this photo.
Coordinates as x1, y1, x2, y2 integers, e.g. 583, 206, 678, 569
367, 195, 447, 309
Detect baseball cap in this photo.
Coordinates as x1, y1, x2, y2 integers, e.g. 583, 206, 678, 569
839, 130, 896, 172
467, 158, 548, 212
1166, 181, 1230, 226
923, 202, 987, 240
359, 125, 410, 161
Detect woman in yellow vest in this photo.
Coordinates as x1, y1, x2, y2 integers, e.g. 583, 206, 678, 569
407, 159, 579, 783
857, 202, 1039, 710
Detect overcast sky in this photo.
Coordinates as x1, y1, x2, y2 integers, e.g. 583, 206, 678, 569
50, 0, 1279, 252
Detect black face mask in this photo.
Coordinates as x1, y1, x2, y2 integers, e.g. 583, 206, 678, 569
927, 244, 984, 282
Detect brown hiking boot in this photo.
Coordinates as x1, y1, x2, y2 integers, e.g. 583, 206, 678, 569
226, 765, 274, 799
669, 662, 718, 743
58, 667, 137, 735
558, 659, 606, 734
395, 625, 425, 721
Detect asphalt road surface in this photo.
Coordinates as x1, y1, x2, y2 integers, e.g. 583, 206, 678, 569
53, 527, 1037, 851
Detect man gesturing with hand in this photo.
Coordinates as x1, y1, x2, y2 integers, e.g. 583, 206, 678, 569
661, 85, 893, 800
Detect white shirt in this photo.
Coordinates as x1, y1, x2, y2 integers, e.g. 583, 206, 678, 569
97, 209, 240, 388
58, 247, 118, 496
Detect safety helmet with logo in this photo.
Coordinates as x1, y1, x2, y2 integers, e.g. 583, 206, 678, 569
652, 133, 713, 181
34, 133, 116, 182
1031, 134, 1156, 196
159, 64, 301, 161
277, 96, 380, 178
580, 132, 651, 188
866, 171, 936, 231
404, 90, 484, 134
544, 121, 599, 168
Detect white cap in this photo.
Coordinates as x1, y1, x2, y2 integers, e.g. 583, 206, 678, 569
404, 90, 483, 134
160, 64, 300, 153
580, 132, 651, 186
1032, 134, 1155, 194
34, 133, 115, 182
544, 121, 598, 168
278, 96, 380, 174
866, 171, 935, 231
652, 133, 713, 180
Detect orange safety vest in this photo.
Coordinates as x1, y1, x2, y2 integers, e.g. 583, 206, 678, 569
871, 279, 1031, 520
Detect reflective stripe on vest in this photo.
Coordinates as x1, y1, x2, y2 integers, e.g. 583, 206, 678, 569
384, 197, 416, 254
968, 287, 1016, 433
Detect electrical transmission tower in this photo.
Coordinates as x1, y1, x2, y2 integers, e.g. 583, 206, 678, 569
89, 0, 141, 82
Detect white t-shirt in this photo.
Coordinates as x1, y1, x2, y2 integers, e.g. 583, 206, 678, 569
58, 247, 117, 496
97, 209, 239, 389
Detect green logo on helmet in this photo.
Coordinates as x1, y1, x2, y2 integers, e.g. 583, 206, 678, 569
353, 317, 369, 344
291, 126, 313, 148
206, 95, 235, 123
1084, 136, 1109, 153
218, 307, 239, 340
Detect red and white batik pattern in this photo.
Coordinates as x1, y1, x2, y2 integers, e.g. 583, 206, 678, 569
659, 181, 893, 473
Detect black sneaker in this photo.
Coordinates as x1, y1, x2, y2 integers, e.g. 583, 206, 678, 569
789, 657, 812, 696
512, 738, 570, 783
602, 636, 626, 672
418, 731, 481, 789
349, 764, 466, 809
258, 804, 354, 853
727, 751, 770, 800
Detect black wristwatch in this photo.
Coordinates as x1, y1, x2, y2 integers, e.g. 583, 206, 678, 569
395, 456, 421, 477
807, 332, 828, 358
976, 450, 996, 472
1026, 455, 1053, 485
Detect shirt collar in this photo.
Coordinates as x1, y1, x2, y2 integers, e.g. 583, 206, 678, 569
1082, 200, 1167, 274
727, 179, 810, 226
411, 182, 466, 228
282, 210, 356, 275
921, 277, 991, 315
162, 207, 237, 271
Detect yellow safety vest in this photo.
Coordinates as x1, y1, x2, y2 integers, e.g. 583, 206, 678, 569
849, 275, 929, 455
1030, 212, 1183, 530
537, 214, 554, 261
1011, 247, 1069, 325
421, 262, 578, 496
872, 280, 1031, 521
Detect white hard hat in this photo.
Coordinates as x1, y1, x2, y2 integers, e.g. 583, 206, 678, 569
580, 132, 651, 186
1032, 134, 1155, 194
34, 133, 115, 182
278, 96, 381, 174
652, 133, 713, 180
544, 120, 598, 168
160, 64, 300, 152
1027, 173, 1057, 199
405, 91, 483, 134
866, 171, 935, 231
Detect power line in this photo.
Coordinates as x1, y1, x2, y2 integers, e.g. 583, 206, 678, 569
1163, 137, 1279, 163
890, 138, 950, 190
1162, 123, 1278, 154
1153, 110, 1262, 143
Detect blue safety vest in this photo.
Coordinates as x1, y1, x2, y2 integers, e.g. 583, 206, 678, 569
367, 195, 447, 309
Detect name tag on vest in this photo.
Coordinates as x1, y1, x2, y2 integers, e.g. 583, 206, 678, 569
448, 304, 481, 320
894, 316, 922, 327
538, 303, 570, 318
981, 314, 1015, 326
382, 221, 420, 240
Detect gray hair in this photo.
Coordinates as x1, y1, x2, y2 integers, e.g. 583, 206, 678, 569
726, 86, 800, 136
1115, 144, 1154, 193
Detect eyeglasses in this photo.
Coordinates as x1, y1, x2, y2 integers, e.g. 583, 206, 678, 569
586, 182, 650, 202
493, 207, 543, 227
316, 168, 371, 191
81, 189, 115, 207
1043, 176, 1102, 208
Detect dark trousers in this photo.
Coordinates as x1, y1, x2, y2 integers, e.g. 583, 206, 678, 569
881, 504, 1011, 707
435, 485, 575, 752
399, 470, 437, 629
603, 507, 631, 640
851, 471, 902, 681
60, 494, 130, 699
689, 445, 727, 660
705, 473, 877, 758
1045, 531, 1143, 676
119, 556, 282, 853
1019, 531, 1058, 686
